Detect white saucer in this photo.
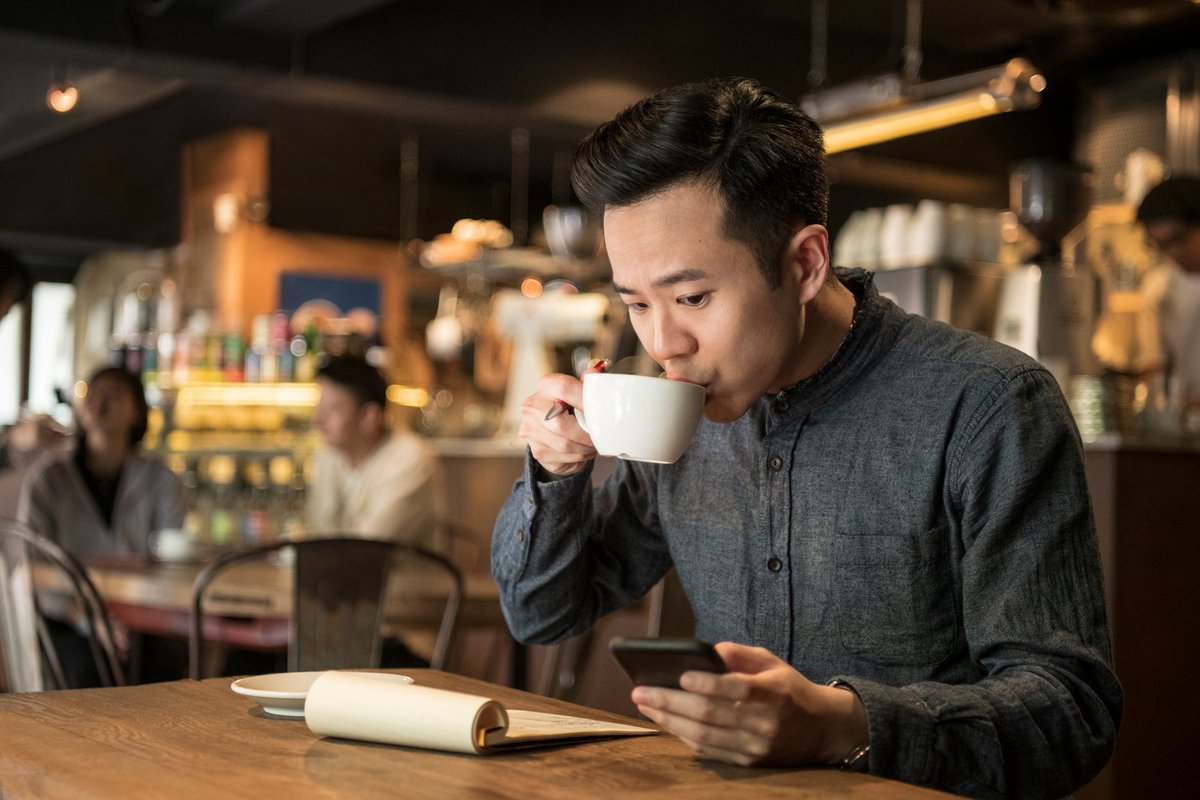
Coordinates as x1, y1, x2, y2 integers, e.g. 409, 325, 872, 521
231, 671, 414, 717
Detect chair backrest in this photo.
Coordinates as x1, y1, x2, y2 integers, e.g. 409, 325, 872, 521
189, 537, 462, 679
0, 518, 125, 691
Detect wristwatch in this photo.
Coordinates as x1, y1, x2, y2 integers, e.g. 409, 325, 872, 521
840, 743, 871, 773
828, 679, 870, 773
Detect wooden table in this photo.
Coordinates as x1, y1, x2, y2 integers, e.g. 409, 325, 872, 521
33, 557, 522, 685
35, 557, 503, 648
0, 669, 954, 799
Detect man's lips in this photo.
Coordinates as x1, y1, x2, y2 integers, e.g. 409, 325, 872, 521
663, 373, 710, 391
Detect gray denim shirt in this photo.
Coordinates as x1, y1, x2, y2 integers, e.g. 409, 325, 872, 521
492, 269, 1121, 799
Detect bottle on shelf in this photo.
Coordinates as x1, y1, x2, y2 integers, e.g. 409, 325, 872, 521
244, 314, 271, 383
268, 453, 308, 540
223, 331, 246, 383
204, 328, 225, 383
241, 459, 275, 545
206, 455, 239, 547
180, 459, 208, 544
141, 331, 159, 386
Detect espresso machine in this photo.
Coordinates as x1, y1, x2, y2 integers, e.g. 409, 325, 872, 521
993, 159, 1101, 388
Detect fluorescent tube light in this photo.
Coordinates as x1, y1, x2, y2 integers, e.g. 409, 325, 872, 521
819, 58, 1046, 154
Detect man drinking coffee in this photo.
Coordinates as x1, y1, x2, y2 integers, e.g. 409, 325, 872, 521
491, 78, 1120, 799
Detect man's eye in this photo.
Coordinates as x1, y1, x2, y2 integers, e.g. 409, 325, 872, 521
678, 293, 708, 308
626, 302, 648, 314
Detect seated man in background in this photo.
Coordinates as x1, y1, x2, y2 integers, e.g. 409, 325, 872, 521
493, 78, 1120, 799
307, 354, 436, 548
306, 354, 439, 669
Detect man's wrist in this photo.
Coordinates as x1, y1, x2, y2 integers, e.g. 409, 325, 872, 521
534, 462, 582, 482
824, 680, 870, 771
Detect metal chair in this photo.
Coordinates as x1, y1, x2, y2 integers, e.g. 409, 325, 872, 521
0, 518, 125, 691
537, 568, 694, 700
189, 537, 462, 680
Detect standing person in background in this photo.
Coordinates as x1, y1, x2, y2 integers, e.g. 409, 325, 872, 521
0, 248, 58, 480
17, 365, 185, 687
1136, 176, 1200, 425
307, 354, 437, 549
493, 78, 1120, 798
0, 247, 32, 321
1, 248, 69, 509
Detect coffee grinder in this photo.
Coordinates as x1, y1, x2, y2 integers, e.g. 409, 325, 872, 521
994, 159, 1101, 387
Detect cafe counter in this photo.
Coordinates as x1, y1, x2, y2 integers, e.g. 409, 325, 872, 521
1079, 435, 1200, 800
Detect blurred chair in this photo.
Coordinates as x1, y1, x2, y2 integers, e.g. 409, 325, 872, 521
536, 568, 694, 700
0, 518, 125, 691
189, 537, 462, 680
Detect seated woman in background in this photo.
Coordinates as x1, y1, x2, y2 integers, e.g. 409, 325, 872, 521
18, 366, 184, 558
17, 366, 185, 686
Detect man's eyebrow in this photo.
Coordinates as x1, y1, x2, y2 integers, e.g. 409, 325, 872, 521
612, 268, 709, 294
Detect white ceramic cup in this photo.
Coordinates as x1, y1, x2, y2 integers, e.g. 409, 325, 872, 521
577, 373, 705, 464
148, 528, 196, 563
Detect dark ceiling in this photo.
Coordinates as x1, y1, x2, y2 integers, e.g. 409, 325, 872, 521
2, 0, 1200, 269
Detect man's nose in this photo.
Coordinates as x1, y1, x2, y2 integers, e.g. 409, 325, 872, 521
645, 311, 695, 364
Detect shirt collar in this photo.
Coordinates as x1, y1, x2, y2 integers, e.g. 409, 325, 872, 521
769, 268, 905, 415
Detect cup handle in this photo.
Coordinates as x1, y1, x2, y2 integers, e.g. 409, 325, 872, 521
575, 407, 590, 434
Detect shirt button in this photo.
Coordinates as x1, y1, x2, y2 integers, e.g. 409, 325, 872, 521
768, 455, 783, 471
767, 557, 783, 573
517, 529, 525, 542
773, 398, 790, 413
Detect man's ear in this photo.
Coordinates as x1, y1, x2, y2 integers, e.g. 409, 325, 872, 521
781, 224, 830, 304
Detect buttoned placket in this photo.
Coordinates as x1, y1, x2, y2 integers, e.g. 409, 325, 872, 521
757, 398, 802, 659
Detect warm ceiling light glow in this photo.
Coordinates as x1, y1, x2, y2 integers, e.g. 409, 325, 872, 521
520, 277, 543, 298
826, 91, 1003, 152
819, 58, 1044, 154
46, 83, 78, 113
386, 384, 431, 408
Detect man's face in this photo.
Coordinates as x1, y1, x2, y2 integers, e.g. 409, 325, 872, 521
314, 380, 370, 452
604, 183, 806, 423
1146, 219, 1200, 274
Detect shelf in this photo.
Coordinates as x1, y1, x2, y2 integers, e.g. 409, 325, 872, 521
150, 381, 429, 410
171, 381, 319, 409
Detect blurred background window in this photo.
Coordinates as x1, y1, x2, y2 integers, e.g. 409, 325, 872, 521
27, 282, 75, 424
0, 304, 21, 425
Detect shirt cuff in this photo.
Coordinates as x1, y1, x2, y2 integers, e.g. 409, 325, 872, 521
828, 675, 936, 786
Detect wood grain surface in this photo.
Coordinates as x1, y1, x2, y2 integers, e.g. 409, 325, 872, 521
0, 670, 959, 799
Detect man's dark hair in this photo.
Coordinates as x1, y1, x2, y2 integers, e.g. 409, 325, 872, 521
0, 248, 33, 303
1137, 176, 1200, 225
86, 366, 149, 447
571, 77, 829, 286
316, 354, 388, 410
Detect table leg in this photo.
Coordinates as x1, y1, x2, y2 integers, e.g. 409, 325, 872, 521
510, 635, 527, 691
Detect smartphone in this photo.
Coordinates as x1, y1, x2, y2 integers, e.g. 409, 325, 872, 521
609, 637, 727, 689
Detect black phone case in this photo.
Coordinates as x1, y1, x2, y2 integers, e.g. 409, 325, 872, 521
609, 637, 726, 688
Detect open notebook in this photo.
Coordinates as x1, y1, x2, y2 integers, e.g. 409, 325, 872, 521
305, 672, 657, 754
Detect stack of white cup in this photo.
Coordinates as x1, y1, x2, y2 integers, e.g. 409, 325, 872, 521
833, 200, 1005, 269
